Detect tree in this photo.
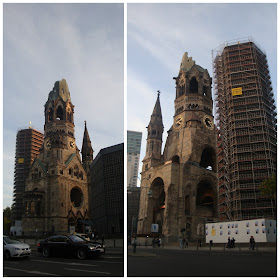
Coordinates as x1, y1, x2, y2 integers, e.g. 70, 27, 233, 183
3, 206, 12, 234
259, 174, 276, 201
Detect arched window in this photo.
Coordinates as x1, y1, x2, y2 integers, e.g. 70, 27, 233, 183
48, 108, 54, 122
185, 195, 190, 215
30, 201, 36, 215
189, 77, 198, 93
203, 86, 207, 96
196, 180, 214, 210
172, 155, 180, 164
200, 146, 216, 172
56, 106, 64, 120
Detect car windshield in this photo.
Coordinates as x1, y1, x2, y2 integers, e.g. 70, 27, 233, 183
4, 237, 22, 244
69, 235, 87, 243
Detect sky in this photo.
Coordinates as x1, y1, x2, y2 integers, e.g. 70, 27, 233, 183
127, 3, 277, 186
3, 3, 124, 208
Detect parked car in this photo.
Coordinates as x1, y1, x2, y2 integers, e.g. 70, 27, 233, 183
4, 235, 31, 260
74, 233, 90, 241
37, 234, 105, 260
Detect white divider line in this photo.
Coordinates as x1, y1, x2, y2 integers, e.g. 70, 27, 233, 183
32, 259, 99, 267
64, 268, 111, 275
4, 267, 59, 276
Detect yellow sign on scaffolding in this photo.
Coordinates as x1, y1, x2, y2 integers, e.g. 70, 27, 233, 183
18, 158, 24, 163
232, 87, 242, 96
211, 229, 216, 236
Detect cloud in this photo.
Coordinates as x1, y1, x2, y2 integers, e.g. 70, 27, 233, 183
3, 4, 124, 208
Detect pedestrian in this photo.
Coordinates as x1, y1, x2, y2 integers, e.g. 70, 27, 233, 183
183, 237, 186, 248
185, 238, 188, 248
231, 237, 235, 248
249, 236, 255, 250
158, 238, 161, 247
227, 237, 231, 248
198, 239, 202, 247
179, 237, 183, 248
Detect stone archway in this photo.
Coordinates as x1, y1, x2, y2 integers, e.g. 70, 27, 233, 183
200, 146, 216, 172
151, 177, 165, 234
196, 180, 215, 217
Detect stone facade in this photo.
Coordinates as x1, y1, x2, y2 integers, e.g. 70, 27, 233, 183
22, 79, 93, 235
137, 53, 218, 243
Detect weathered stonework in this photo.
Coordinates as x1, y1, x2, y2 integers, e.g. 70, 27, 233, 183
137, 53, 218, 243
22, 79, 93, 235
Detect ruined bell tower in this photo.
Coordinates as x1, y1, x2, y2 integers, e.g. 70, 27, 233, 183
137, 53, 218, 242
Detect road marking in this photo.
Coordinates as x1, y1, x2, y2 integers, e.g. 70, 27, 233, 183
4, 267, 59, 276
95, 260, 123, 264
64, 268, 111, 275
104, 256, 123, 259
32, 259, 99, 267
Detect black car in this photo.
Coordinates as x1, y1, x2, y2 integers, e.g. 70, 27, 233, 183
37, 234, 105, 260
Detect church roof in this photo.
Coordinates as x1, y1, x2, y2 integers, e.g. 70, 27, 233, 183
149, 93, 163, 128
48, 79, 71, 103
65, 153, 76, 166
81, 121, 93, 154
33, 158, 47, 175
179, 52, 206, 74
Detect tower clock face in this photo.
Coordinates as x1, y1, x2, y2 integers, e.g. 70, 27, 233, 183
69, 140, 75, 149
45, 139, 51, 150
203, 115, 214, 130
174, 116, 183, 129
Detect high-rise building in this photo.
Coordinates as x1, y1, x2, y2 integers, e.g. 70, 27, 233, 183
90, 143, 124, 235
127, 131, 142, 187
137, 53, 218, 242
12, 128, 44, 222
127, 186, 141, 237
213, 38, 277, 221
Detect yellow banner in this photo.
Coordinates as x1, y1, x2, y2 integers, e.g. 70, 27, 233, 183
18, 158, 24, 163
211, 229, 216, 236
232, 87, 242, 96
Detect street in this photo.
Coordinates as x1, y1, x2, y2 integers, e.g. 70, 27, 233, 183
128, 247, 277, 277
4, 248, 123, 277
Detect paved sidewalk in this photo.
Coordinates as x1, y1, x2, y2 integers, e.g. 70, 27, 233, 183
128, 244, 276, 256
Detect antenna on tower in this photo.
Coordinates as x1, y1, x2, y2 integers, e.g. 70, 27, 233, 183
29, 121, 32, 129
157, 90, 161, 97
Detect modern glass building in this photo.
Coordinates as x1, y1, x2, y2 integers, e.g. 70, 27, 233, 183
127, 130, 142, 188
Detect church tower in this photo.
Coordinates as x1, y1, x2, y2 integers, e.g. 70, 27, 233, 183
137, 53, 218, 242
143, 92, 164, 169
22, 79, 91, 235
81, 121, 93, 175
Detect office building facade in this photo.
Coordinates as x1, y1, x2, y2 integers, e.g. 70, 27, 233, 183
90, 143, 124, 235
127, 131, 142, 187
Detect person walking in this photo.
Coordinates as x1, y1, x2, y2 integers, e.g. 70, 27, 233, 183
249, 236, 255, 250
183, 237, 186, 249
185, 238, 189, 248
231, 237, 235, 248
227, 237, 231, 248
179, 237, 183, 248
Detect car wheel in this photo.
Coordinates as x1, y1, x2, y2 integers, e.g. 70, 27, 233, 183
77, 248, 87, 260
4, 250, 11, 260
42, 247, 51, 257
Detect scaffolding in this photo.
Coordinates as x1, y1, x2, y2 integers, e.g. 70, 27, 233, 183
212, 38, 277, 221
